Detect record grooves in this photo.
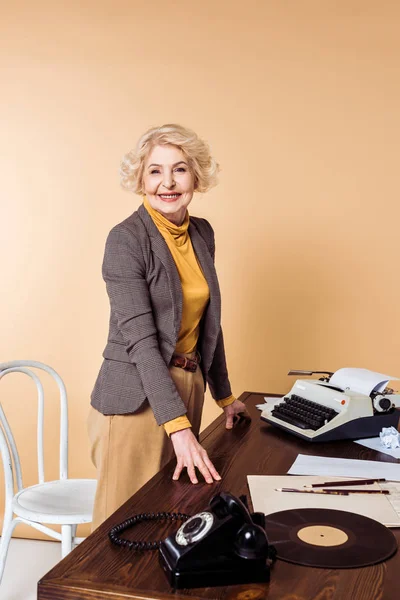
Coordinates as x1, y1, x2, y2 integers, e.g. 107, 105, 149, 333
265, 508, 397, 568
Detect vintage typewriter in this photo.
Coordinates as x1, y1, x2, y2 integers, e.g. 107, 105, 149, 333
261, 369, 400, 442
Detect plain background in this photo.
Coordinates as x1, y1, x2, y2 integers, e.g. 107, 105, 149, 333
1, 1, 399, 540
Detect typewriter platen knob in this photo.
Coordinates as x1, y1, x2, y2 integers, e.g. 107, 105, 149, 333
373, 396, 392, 413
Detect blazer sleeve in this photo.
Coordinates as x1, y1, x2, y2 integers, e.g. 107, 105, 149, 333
102, 225, 187, 425
198, 219, 233, 401
207, 328, 233, 401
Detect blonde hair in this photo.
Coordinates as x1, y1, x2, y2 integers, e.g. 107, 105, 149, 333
120, 124, 220, 194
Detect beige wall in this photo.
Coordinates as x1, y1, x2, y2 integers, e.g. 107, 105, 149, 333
1, 1, 400, 540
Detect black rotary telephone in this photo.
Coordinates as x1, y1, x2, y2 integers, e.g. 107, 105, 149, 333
109, 492, 276, 589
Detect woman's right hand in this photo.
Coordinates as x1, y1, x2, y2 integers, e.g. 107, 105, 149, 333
170, 428, 221, 484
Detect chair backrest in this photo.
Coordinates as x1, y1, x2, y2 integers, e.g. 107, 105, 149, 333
0, 361, 68, 505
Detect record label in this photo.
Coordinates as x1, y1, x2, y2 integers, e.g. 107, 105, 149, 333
297, 525, 348, 547
265, 508, 397, 568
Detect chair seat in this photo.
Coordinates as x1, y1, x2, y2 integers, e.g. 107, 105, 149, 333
13, 479, 97, 525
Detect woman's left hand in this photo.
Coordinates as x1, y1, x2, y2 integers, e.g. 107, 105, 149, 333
223, 399, 250, 429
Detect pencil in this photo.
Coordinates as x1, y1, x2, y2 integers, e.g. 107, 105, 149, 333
275, 488, 390, 495
305, 478, 387, 488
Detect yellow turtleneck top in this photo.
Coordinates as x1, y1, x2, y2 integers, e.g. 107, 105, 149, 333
144, 197, 235, 435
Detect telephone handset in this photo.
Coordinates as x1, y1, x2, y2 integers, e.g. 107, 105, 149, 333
109, 492, 276, 589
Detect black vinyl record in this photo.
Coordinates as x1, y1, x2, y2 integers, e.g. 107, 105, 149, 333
265, 508, 397, 568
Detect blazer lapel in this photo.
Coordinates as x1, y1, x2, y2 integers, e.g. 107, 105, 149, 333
138, 205, 183, 337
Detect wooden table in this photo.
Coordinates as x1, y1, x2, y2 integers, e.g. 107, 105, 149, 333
38, 392, 400, 600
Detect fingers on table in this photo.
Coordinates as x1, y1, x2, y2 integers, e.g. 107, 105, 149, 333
200, 452, 221, 482
172, 452, 220, 484
234, 411, 252, 424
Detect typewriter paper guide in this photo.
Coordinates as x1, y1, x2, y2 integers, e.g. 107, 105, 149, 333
247, 475, 400, 527
330, 368, 399, 396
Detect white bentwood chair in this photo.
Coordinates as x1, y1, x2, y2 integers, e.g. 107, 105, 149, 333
0, 360, 97, 584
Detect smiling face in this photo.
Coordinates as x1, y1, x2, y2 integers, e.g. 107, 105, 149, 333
142, 144, 195, 225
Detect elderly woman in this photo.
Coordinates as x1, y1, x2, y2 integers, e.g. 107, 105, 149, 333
88, 124, 246, 529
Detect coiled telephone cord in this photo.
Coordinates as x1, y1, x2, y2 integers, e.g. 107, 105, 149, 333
109, 512, 190, 551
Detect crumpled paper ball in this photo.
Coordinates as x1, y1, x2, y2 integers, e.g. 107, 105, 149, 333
379, 426, 400, 449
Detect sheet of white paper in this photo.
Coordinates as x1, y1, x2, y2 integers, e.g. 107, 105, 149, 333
256, 397, 283, 412
380, 481, 400, 518
355, 437, 400, 459
287, 454, 400, 481
247, 475, 400, 527
330, 368, 399, 396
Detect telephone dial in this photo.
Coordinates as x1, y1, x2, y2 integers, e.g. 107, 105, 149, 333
109, 492, 276, 588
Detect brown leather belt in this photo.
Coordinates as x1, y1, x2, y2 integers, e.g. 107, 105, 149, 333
170, 354, 199, 372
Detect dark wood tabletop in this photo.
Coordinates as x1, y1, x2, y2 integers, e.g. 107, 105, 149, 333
38, 392, 400, 600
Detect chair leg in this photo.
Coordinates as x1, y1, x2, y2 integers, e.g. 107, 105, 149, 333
61, 525, 73, 558
0, 518, 18, 585
71, 525, 77, 549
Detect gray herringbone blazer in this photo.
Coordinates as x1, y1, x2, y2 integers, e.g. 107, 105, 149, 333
91, 203, 232, 425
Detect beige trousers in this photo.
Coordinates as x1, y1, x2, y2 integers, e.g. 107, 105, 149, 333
87, 353, 205, 531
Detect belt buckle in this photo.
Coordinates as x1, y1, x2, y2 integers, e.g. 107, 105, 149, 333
182, 357, 188, 370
